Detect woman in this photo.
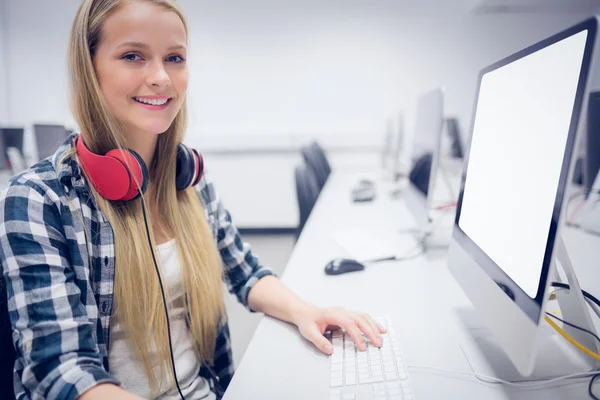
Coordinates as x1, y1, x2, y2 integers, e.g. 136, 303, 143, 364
0, 1, 385, 399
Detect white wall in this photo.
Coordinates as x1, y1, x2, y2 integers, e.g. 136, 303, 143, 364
2, 0, 597, 227
0, 0, 8, 125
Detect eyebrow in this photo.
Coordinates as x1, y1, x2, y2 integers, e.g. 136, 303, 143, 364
117, 42, 186, 51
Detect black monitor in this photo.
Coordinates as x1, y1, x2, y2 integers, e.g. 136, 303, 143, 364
445, 118, 464, 159
585, 91, 600, 193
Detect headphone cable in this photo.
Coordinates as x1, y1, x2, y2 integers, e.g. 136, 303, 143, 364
140, 194, 186, 400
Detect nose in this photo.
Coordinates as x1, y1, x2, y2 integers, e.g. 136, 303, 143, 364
146, 60, 170, 89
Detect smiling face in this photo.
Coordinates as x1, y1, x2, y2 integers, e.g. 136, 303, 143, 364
93, 0, 188, 141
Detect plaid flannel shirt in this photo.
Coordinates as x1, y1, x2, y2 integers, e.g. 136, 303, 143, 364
0, 134, 274, 400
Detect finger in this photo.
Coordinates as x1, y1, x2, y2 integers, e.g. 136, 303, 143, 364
354, 314, 382, 347
358, 314, 383, 347
304, 323, 334, 355
366, 314, 387, 334
323, 311, 367, 351
343, 321, 367, 351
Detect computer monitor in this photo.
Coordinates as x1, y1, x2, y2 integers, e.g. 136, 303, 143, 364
445, 118, 464, 159
585, 91, 600, 193
448, 18, 599, 379
34, 124, 69, 161
403, 88, 444, 233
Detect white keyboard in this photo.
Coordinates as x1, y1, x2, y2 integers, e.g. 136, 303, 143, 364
327, 317, 415, 400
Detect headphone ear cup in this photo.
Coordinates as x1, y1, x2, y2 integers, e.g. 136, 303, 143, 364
190, 149, 203, 187
105, 148, 149, 201
128, 150, 149, 199
176, 144, 195, 191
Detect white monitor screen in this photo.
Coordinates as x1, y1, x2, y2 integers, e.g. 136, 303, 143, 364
458, 30, 588, 298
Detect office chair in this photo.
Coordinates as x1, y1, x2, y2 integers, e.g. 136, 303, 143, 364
301, 141, 331, 191
34, 124, 69, 161
6, 148, 26, 175
0, 276, 15, 400
294, 162, 320, 239
1, 128, 25, 170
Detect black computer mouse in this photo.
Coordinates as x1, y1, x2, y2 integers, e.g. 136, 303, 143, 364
324, 258, 366, 275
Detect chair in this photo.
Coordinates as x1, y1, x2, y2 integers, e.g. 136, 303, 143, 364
1, 128, 25, 170
0, 276, 15, 400
301, 141, 331, 191
294, 163, 320, 239
7, 148, 26, 175
34, 124, 69, 161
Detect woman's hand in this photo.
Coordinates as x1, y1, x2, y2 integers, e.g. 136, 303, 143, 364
294, 306, 387, 355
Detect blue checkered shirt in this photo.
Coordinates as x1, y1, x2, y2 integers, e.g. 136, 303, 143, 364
0, 134, 274, 400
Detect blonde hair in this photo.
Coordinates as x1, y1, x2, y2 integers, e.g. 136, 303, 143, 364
66, 0, 224, 394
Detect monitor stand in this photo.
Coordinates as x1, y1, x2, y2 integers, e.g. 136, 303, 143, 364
460, 235, 599, 382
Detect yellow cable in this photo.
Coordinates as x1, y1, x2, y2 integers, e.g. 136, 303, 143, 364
544, 315, 600, 362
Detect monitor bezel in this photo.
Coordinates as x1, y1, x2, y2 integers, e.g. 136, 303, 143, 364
453, 17, 597, 324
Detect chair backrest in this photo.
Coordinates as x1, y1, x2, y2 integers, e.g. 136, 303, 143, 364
294, 163, 320, 238
301, 141, 331, 191
310, 141, 331, 176
6, 148, 26, 175
34, 124, 69, 161
0, 276, 15, 400
1, 128, 25, 170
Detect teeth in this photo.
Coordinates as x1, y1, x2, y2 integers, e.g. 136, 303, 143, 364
135, 97, 168, 106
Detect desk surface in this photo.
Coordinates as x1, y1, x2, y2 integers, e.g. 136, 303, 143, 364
223, 171, 599, 400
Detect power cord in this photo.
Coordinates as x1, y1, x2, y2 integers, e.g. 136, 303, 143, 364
407, 365, 599, 389
140, 194, 186, 400
591, 372, 600, 400
551, 282, 600, 308
545, 312, 600, 344
408, 285, 600, 396
543, 315, 600, 362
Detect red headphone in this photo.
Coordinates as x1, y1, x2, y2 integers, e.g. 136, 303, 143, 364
75, 135, 203, 201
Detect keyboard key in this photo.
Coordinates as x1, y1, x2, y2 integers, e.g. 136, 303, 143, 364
386, 374, 398, 381
346, 375, 356, 385
329, 395, 341, 400
389, 388, 401, 395
330, 389, 342, 395
331, 371, 343, 379
342, 394, 356, 400
332, 363, 343, 372
330, 377, 343, 387
385, 382, 400, 389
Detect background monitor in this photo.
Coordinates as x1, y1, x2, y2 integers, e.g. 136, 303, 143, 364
585, 91, 600, 193
404, 88, 444, 231
34, 124, 69, 161
447, 18, 596, 377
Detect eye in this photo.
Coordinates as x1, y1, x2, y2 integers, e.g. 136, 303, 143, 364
122, 53, 142, 62
167, 54, 186, 63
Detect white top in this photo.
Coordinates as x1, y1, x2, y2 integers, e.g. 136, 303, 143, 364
108, 239, 215, 400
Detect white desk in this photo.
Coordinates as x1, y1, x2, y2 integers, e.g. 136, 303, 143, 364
223, 171, 599, 400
